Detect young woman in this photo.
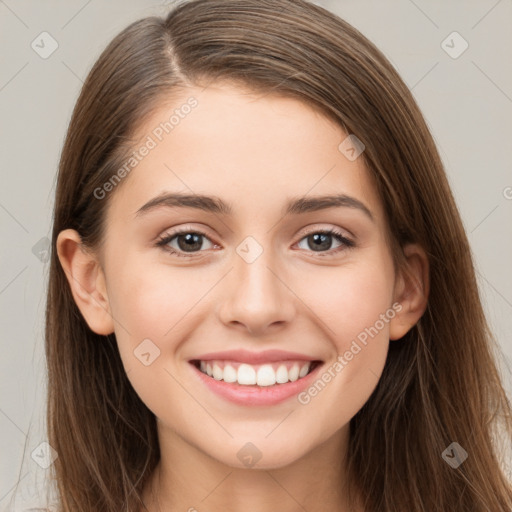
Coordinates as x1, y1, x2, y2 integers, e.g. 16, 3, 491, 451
38, 0, 512, 510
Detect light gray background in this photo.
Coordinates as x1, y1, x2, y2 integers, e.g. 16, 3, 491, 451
1, 0, 511, 508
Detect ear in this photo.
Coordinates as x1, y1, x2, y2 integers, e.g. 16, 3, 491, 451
56, 229, 115, 335
389, 243, 430, 341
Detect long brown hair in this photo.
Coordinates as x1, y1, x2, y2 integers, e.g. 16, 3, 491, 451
43, 0, 512, 510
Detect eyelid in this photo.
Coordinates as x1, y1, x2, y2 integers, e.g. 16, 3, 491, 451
158, 222, 353, 243
156, 223, 216, 243
295, 223, 353, 240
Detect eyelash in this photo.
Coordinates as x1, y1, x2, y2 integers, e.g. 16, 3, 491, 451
155, 227, 355, 259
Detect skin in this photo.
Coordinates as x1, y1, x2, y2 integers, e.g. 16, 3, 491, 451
57, 82, 429, 512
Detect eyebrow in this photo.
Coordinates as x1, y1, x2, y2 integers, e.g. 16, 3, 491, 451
134, 192, 375, 222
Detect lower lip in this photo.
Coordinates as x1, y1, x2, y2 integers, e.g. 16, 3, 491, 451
189, 362, 323, 406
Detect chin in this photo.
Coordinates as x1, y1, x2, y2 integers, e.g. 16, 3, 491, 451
203, 437, 310, 471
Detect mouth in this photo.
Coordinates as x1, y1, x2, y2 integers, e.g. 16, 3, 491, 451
187, 349, 325, 406
190, 359, 323, 387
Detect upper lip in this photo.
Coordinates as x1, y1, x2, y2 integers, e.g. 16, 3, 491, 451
190, 349, 321, 365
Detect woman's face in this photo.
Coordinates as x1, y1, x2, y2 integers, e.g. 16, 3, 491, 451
84, 82, 407, 468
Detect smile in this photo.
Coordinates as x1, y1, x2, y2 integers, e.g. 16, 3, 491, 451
192, 359, 321, 386
189, 354, 324, 406
192, 360, 318, 386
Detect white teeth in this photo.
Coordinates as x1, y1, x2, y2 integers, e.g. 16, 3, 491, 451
288, 364, 299, 382
223, 364, 237, 383
212, 363, 223, 380
197, 360, 314, 386
237, 363, 257, 385
256, 364, 276, 386
299, 363, 310, 378
275, 364, 289, 384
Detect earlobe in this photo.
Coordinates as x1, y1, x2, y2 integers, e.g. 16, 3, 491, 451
389, 243, 430, 341
56, 229, 115, 336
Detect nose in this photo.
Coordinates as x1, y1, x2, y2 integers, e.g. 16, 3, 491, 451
217, 246, 296, 336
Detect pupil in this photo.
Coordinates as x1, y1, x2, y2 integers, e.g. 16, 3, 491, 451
310, 233, 331, 251
178, 233, 202, 252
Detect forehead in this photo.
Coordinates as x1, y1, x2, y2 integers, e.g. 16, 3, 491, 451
108, 82, 385, 226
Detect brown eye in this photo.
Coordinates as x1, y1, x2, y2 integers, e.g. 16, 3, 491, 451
296, 229, 355, 256
156, 229, 215, 257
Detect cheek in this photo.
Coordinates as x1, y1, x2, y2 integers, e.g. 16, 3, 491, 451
107, 267, 185, 420
107, 252, 196, 341
299, 257, 395, 345
293, 258, 394, 415
105, 252, 216, 416
105, 254, 183, 378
